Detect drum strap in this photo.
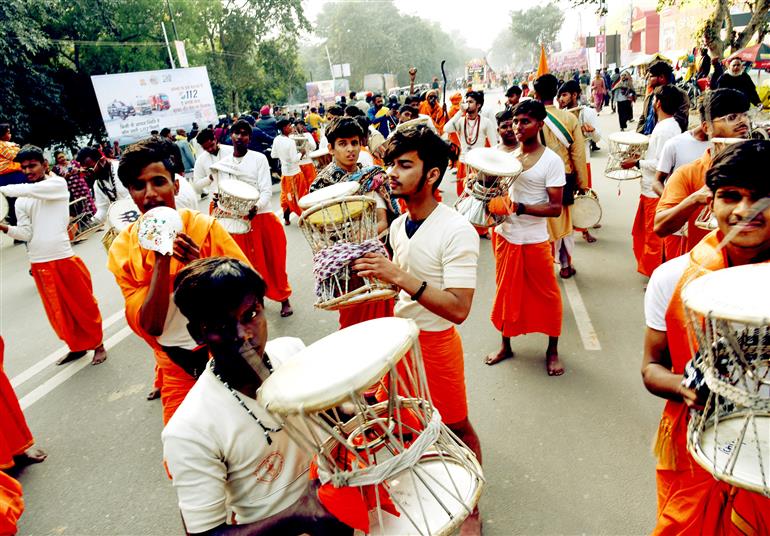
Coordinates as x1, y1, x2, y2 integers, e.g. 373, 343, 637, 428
543, 112, 573, 148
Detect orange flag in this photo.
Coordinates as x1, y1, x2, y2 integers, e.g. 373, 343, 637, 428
536, 44, 549, 77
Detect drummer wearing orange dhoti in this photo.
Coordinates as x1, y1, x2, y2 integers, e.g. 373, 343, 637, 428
642, 140, 770, 535
0, 145, 107, 366
294, 120, 318, 185
107, 137, 250, 425
352, 125, 483, 534
272, 119, 308, 225
484, 103, 566, 376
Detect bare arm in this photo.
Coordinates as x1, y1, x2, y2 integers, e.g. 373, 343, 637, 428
489, 186, 563, 218
653, 186, 711, 237
139, 254, 172, 337
641, 327, 699, 407
652, 170, 669, 197
375, 208, 388, 235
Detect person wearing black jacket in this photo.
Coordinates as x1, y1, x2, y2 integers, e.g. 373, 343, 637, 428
716, 58, 761, 106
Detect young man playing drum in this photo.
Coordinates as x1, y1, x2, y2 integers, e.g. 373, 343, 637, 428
352, 125, 483, 535
495, 109, 518, 153
272, 118, 308, 225
108, 137, 250, 424
192, 127, 233, 200
654, 88, 751, 253
0, 145, 107, 366
484, 101, 566, 376
220, 120, 293, 318
164, 257, 350, 536
642, 139, 770, 534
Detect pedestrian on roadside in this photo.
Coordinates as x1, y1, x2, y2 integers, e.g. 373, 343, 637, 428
614, 71, 636, 131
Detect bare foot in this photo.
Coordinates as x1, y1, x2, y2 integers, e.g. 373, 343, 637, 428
91, 345, 107, 365
146, 388, 161, 401
280, 300, 293, 318
14, 446, 47, 466
484, 348, 514, 366
582, 230, 597, 243
459, 507, 481, 536
56, 350, 87, 365
546, 352, 565, 376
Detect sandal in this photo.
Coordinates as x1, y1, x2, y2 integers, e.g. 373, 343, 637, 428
559, 266, 576, 279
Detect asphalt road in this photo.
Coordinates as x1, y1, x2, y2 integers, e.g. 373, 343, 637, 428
4, 96, 666, 535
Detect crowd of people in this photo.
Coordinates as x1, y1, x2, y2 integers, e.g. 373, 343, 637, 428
0, 53, 769, 536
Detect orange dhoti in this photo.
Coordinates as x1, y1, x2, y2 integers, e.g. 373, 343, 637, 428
299, 162, 317, 188
233, 212, 292, 303
456, 162, 467, 197
0, 471, 24, 535
491, 238, 562, 337
280, 172, 309, 217
663, 235, 685, 262
30, 256, 103, 352
0, 338, 34, 470
153, 349, 197, 425
338, 299, 394, 329
416, 327, 468, 425
632, 195, 663, 277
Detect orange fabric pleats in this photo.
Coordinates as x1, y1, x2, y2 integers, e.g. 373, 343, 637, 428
155, 350, 197, 425
491, 238, 562, 338
456, 162, 467, 196
279, 172, 309, 216
299, 162, 317, 189
30, 256, 103, 352
663, 235, 684, 262
0, 471, 24, 535
0, 337, 34, 470
415, 327, 468, 425
232, 212, 292, 303
338, 299, 394, 329
632, 195, 663, 277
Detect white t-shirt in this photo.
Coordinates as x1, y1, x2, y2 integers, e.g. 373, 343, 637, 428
390, 203, 479, 332
217, 151, 273, 214
270, 135, 301, 177
495, 148, 566, 245
656, 131, 710, 175
298, 133, 317, 166
644, 254, 689, 331
193, 144, 234, 194
0, 174, 74, 263
639, 117, 682, 198
579, 106, 602, 145
357, 149, 374, 167
94, 160, 131, 223
162, 337, 309, 534
444, 113, 498, 162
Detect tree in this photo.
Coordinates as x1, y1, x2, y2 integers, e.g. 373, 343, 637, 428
508, 4, 565, 68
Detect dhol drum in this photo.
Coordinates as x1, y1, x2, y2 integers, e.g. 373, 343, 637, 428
137, 206, 183, 256
572, 189, 602, 229
605, 131, 649, 180
309, 148, 333, 170
211, 178, 260, 234
257, 317, 485, 535
684, 264, 770, 495
298, 181, 359, 211
395, 116, 431, 133
290, 134, 309, 154
102, 197, 141, 251
695, 138, 745, 231
298, 184, 395, 310
454, 147, 522, 228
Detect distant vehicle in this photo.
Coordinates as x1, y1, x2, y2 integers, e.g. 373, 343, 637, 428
135, 98, 152, 115
107, 100, 135, 120
150, 94, 170, 111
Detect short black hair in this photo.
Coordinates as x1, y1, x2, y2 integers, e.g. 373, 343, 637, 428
325, 116, 365, 146
648, 60, 673, 78
349, 91, 357, 99
75, 146, 102, 165
558, 80, 581, 96
699, 88, 749, 123
174, 257, 267, 326
231, 119, 252, 136
706, 140, 770, 196
196, 128, 215, 145
159, 127, 171, 138
0, 124, 10, 138
399, 105, 418, 117
344, 105, 364, 117
326, 105, 344, 117
310, 107, 317, 113
495, 109, 514, 124
275, 118, 292, 131
117, 137, 178, 188
653, 85, 684, 116
505, 85, 522, 98
466, 90, 485, 108
512, 99, 547, 121
533, 74, 559, 101
382, 125, 449, 191
14, 144, 45, 163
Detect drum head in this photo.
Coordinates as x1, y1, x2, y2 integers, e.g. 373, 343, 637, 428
395, 116, 430, 132
217, 217, 250, 234
608, 131, 649, 145
308, 148, 330, 160
258, 317, 419, 414
137, 206, 183, 255
107, 198, 141, 231
219, 178, 259, 199
304, 199, 369, 226
0, 193, 8, 221
682, 264, 770, 325
572, 192, 602, 229
465, 147, 522, 177
298, 182, 359, 209
690, 413, 770, 494
209, 161, 247, 177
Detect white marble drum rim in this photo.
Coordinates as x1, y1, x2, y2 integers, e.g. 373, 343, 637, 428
465, 147, 522, 177
298, 181, 359, 210
682, 264, 770, 325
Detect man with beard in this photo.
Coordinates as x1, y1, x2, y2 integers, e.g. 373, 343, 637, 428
637, 60, 690, 134
75, 146, 132, 226
417, 89, 447, 134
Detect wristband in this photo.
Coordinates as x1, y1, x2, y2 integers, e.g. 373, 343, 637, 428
515, 202, 526, 216
410, 281, 428, 301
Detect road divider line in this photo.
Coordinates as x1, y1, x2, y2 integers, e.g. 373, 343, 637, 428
11, 309, 126, 389
561, 277, 601, 351
19, 326, 134, 410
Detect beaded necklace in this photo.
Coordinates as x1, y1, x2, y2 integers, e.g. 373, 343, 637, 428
463, 114, 481, 146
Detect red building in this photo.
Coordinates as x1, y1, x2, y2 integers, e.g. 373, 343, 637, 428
630, 8, 660, 54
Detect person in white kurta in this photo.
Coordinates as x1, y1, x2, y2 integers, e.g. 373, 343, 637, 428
192, 128, 234, 198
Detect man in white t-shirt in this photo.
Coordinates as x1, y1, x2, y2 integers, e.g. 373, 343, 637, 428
352, 125, 482, 535
192, 128, 234, 198
75, 147, 131, 225
165, 257, 350, 535
624, 86, 683, 276
271, 119, 308, 225
444, 90, 498, 197
484, 103, 566, 376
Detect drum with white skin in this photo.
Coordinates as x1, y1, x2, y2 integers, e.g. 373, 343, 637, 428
257, 317, 485, 536
683, 264, 770, 495
454, 147, 522, 228
309, 148, 333, 170
572, 189, 602, 229
605, 131, 649, 180
102, 197, 141, 251
211, 178, 260, 234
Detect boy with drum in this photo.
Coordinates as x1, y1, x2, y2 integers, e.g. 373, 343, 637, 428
0, 145, 107, 366
483, 102, 566, 376
107, 137, 250, 424
642, 140, 770, 534
352, 125, 483, 535
164, 257, 350, 536
271, 118, 308, 225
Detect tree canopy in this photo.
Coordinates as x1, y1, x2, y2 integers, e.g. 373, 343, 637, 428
508, 4, 565, 68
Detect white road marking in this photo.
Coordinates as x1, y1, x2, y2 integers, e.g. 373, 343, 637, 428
10, 309, 126, 388
19, 326, 134, 410
561, 277, 602, 351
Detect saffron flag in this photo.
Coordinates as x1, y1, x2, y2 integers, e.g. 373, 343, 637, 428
537, 44, 549, 77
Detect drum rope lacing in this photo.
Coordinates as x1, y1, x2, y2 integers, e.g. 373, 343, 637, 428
312, 239, 387, 297
315, 409, 443, 488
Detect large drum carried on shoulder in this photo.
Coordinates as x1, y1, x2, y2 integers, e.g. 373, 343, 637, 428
684, 264, 770, 495
102, 197, 141, 251
454, 147, 522, 228
605, 131, 649, 180
210, 178, 259, 234
309, 148, 333, 170
258, 317, 484, 535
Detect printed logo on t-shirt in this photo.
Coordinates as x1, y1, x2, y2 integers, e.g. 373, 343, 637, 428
254, 451, 284, 482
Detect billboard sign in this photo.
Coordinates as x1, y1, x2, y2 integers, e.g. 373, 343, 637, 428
305, 79, 350, 104
91, 66, 217, 145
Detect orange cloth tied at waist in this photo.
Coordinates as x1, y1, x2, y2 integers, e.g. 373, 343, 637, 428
0, 337, 34, 470
0, 471, 24, 535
